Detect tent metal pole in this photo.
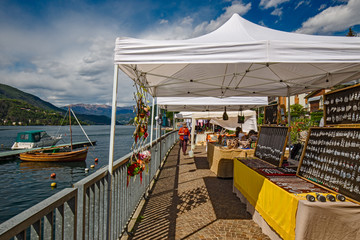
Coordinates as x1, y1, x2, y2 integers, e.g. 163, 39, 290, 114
106, 64, 118, 240
173, 113, 176, 130
156, 98, 159, 139
287, 86, 291, 156
108, 64, 119, 174
287, 87, 291, 129
150, 97, 155, 145
191, 117, 196, 150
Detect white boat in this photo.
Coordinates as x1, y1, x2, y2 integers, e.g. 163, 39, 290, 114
11, 130, 62, 150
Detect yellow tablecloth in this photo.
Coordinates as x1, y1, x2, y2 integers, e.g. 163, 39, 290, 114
207, 143, 254, 178
234, 159, 298, 240
234, 159, 360, 240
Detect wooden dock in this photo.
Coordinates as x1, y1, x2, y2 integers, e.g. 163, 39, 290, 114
0, 141, 97, 161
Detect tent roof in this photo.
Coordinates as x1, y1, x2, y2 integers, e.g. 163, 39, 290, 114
157, 96, 267, 112
175, 110, 255, 119
115, 14, 360, 97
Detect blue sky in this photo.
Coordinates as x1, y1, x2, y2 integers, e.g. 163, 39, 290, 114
0, 0, 359, 107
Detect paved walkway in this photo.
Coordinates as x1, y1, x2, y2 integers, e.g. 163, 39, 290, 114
129, 144, 270, 240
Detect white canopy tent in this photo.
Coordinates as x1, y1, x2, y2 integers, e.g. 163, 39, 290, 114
157, 96, 268, 112
109, 13, 360, 173
175, 110, 257, 148
115, 14, 360, 98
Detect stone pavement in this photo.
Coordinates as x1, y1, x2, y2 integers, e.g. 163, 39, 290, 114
129, 144, 271, 240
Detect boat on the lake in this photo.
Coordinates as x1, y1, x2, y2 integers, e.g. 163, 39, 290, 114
11, 130, 62, 150
19, 146, 88, 162
19, 107, 92, 162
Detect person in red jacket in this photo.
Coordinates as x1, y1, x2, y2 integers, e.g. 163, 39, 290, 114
178, 123, 190, 155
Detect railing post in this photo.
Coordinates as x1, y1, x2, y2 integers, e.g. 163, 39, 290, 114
64, 196, 76, 240
43, 211, 53, 239
76, 184, 85, 240
30, 220, 41, 240
55, 205, 64, 240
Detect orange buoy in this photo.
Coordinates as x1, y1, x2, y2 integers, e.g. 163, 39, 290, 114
50, 173, 56, 178
95, 158, 99, 162
51, 182, 57, 188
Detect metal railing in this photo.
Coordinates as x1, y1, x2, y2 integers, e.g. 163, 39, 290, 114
0, 130, 178, 240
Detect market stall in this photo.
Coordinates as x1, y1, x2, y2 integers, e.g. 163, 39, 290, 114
207, 142, 254, 178
175, 109, 259, 149
233, 158, 360, 240
112, 13, 360, 240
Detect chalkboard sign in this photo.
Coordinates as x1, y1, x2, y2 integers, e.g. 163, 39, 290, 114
298, 127, 360, 203
264, 104, 278, 124
324, 83, 360, 125
254, 126, 289, 167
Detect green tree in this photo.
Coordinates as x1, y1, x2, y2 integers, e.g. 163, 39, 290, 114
290, 104, 306, 119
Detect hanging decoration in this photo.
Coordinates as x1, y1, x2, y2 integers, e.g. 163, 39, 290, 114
127, 80, 152, 186
222, 106, 229, 120
238, 107, 245, 124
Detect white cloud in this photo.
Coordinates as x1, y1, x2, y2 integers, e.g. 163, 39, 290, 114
258, 20, 267, 27
259, 0, 290, 9
193, 1, 251, 36
297, 0, 360, 34
318, 4, 327, 10
295, 0, 311, 10
0, 0, 252, 107
181, 16, 194, 25
140, 1, 251, 40
0, 10, 136, 107
271, 8, 283, 17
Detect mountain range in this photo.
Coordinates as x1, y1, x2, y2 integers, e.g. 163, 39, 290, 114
60, 104, 135, 124
0, 83, 135, 125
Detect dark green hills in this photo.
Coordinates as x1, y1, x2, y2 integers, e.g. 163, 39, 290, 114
0, 83, 134, 125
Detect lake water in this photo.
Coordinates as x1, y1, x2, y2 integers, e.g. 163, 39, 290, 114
0, 125, 135, 223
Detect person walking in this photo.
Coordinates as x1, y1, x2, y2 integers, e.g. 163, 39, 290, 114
178, 123, 190, 155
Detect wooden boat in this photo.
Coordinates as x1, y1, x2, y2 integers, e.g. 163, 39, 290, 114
18, 106, 91, 162
19, 147, 88, 162
19, 160, 86, 170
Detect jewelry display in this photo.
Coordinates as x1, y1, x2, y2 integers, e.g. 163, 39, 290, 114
324, 84, 360, 125
264, 104, 278, 124
299, 127, 360, 202
254, 126, 289, 167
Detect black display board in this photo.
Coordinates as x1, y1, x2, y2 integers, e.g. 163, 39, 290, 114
324, 83, 360, 125
264, 104, 278, 124
254, 126, 289, 167
298, 127, 360, 203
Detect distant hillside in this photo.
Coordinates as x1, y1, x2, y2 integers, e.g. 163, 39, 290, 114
61, 104, 135, 124
0, 83, 112, 125
0, 99, 72, 125
0, 83, 62, 112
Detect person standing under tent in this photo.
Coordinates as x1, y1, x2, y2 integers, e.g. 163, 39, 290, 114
235, 127, 246, 141
178, 123, 190, 155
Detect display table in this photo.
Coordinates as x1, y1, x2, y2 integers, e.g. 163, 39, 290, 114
207, 142, 254, 178
195, 133, 207, 145
233, 158, 360, 240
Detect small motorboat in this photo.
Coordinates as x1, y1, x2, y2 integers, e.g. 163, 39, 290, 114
11, 130, 62, 150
